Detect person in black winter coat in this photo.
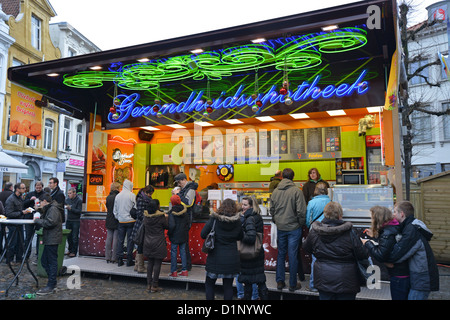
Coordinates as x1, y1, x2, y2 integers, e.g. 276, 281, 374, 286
105, 182, 120, 263
168, 195, 189, 277
362, 206, 410, 300
238, 197, 268, 300
304, 201, 368, 300
201, 198, 243, 300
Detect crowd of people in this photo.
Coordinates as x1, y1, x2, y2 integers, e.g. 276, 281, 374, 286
0, 164, 441, 300
102, 166, 439, 300
0, 178, 82, 296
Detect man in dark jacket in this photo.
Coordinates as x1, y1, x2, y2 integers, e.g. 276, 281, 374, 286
48, 177, 65, 223
23, 181, 45, 258
270, 168, 306, 291
0, 182, 13, 255
173, 173, 198, 271
389, 200, 439, 300
65, 188, 83, 257
268, 170, 282, 193
5, 182, 31, 264
34, 194, 63, 295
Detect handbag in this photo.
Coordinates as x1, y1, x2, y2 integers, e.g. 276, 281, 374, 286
238, 232, 263, 260
270, 222, 277, 249
350, 230, 373, 287
130, 207, 137, 219
135, 224, 145, 247
202, 219, 216, 254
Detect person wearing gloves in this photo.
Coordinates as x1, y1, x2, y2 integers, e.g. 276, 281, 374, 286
113, 179, 137, 267
33, 194, 63, 295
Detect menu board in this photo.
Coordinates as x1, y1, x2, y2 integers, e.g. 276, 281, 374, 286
324, 126, 341, 152
258, 130, 271, 158
273, 130, 288, 154
289, 129, 305, 154
306, 127, 322, 153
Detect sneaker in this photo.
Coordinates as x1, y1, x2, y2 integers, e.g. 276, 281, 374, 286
179, 270, 188, 277
306, 286, 318, 292
36, 286, 55, 296
168, 271, 178, 278
277, 281, 286, 290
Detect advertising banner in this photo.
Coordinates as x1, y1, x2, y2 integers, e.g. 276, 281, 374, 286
10, 83, 43, 140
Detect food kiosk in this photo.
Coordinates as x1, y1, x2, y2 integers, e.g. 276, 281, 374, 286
8, 0, 401, 271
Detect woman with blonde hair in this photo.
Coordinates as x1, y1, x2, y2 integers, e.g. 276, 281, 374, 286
362, 206, 410, 300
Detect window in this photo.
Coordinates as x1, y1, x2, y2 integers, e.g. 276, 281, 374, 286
6, 106, 18, 143
443, 102, 450, 140
63, 118, 72, 151
31, 14, 41, 50
26, 137, 37, 148
411, 109, 432, 143
76, 123, 84, 154
43, 118, 54, 150
409, 60, 429, 85
68, 48, 76, 57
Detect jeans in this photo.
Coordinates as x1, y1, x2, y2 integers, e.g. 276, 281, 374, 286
117, 222, 135, 263
170, 242, 187, 273
41, 244, 58, 288
236, 277, 259, 300
408, 289, 430, 300
390, 276, 410, 300
66, 220, 80, 255
309, 254, 316, 289
276, 227, 302, 287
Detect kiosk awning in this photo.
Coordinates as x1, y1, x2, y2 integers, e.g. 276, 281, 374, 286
0, 152, 29, 174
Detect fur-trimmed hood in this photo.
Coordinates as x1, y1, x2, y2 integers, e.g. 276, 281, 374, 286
311, 218, 353, 243
210, 211, 241, 223
144, 209, 165, 218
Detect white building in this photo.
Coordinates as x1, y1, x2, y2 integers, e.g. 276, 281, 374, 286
407, 1, 450, 178
49, 22, 101, 193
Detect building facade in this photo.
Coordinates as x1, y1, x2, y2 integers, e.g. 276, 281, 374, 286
0, 0, 61, 191
407, 1, 450, 178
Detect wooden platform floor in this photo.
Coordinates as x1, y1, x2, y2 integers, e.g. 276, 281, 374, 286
63, 256, 392, 300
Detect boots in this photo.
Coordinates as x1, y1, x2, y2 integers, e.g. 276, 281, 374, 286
134, 253, 145, 273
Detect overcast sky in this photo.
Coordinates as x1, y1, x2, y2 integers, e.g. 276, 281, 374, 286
48, 0, 437, 51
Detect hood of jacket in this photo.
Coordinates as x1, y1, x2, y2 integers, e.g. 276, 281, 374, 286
210, 211, 240, 231
123, 179, 133, 192
311, 218, 353, 243
276, 178, 296, 190
412, 218, 433, 241
170, 204, 187, 216
144, 209, 165, 218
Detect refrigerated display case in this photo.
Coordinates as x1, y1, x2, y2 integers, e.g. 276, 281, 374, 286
331, 185, 394, 228
366, 135, 387, 184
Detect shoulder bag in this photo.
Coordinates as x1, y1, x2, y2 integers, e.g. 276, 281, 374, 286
202, 219, 216, 254
350, 230, 373, 287
238, 232, 263, 260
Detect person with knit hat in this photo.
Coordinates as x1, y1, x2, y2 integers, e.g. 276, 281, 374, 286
167, 194, 189, 277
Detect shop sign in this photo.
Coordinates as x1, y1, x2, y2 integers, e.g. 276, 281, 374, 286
89, 174, 104, 185
366, 135, 381, 147
107, 70, 369, 124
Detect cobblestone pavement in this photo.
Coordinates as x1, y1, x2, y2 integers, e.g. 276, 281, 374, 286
0, 255, 449, 301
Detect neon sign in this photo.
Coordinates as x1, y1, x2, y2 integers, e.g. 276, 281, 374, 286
107, 69, 369, 124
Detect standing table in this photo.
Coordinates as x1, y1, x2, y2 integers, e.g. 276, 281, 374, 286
0, 219, 39, 296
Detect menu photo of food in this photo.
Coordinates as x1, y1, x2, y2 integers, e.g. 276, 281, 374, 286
91, 131, 108, 175
112, 165, 133, 185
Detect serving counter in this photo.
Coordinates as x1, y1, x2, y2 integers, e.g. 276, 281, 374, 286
78, 212, 311, 273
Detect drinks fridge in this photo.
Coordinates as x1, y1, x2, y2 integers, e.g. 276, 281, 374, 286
365, 135, 387, 184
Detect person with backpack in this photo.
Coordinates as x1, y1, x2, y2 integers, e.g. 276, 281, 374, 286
172, 173, 199, 271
